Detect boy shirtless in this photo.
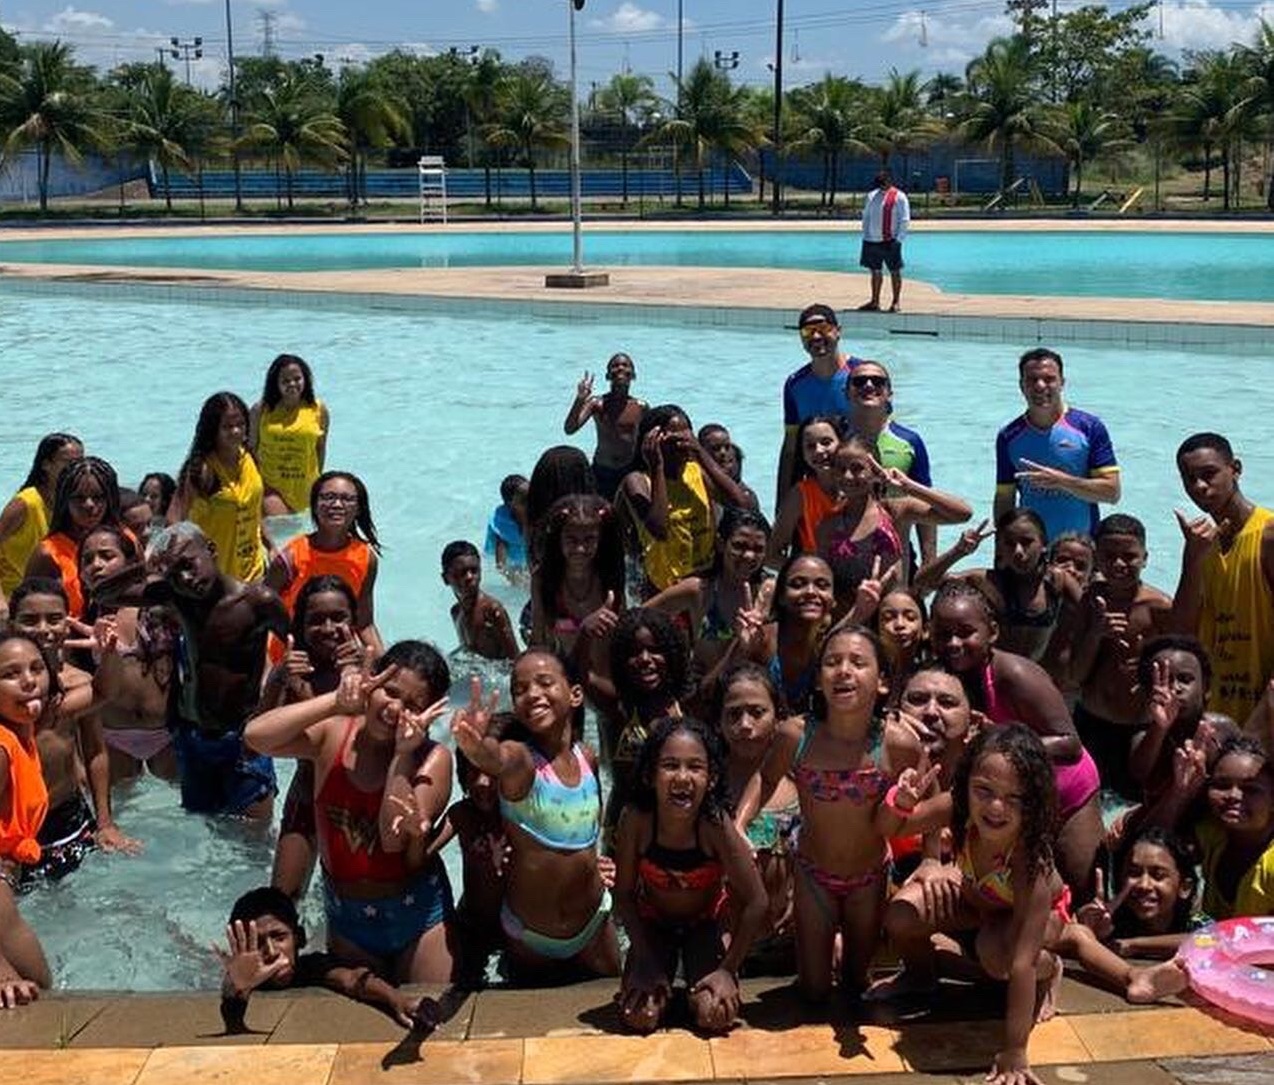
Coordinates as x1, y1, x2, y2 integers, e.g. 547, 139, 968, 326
563, 353, 647, 500
441, 541, 518, 662
142, 522, 287, 819
1061, 515, 1172, 799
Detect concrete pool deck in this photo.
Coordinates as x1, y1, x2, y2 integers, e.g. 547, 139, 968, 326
0, 220, 1271, 337
0, 970, 1269, 1084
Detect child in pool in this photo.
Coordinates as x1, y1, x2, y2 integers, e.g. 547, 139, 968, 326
450, 652, 621, 980
266, 471, 383, 656
248, 353, 329, 518
768, 416, 847, 565
217, 886, 439, 1034
138, 472, 176, 523
614, 717, 767, 1033
531, 494, 626, 671
117, 491, 155, 556
246, 641, 457, 982
0, 632, 55, 1007
428, 712, 513, 986
719, 664, 801, 952
752, 554, 836, 715
1075, 827, 1203, 959
1046, 532, 1095, 592
9, 578, 136, 865
485, 474, 529, 584
25, 456, 123, 619
1127, 636, 1211, 806
739, 626, 936, 999
696, 424, 759, 512
929, 579, 1103, 898
77, 524, 140, 622
0, 433, 82, 601
872, 586, 928, 707
442, 541, 518, 662
563, 354, 648, 502
259, 575, 366, 900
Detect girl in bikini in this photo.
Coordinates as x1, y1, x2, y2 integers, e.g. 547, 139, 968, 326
265, 471, 383, 655
614, 717, 766, 1033
720, 664, 801, 958
451, 650, 620, 981
758, 554, 836, 715
530, 494, 626, 674
0, 632, 56, 1008
739, 626, 935, 999
930, 579, 1103, 900
245, 641, 457, 983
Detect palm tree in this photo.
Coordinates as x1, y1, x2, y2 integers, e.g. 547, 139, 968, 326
1169, 52, 1249, 207
483, 69, 569, 211
464, 52, 504, 208
1048, 98, 1132, 205
336, 67, 408, 210
789, 74, 873, 208
597, 71, 658, 205
1240, 18, 1274, 210
925, 72, 964, 113
648, 59, 760, 211
117, 65, 209, 212
239, 71, 346, 210
0, 41, 106, 212
959, 36, 1054, 194
872, 68, 943, 176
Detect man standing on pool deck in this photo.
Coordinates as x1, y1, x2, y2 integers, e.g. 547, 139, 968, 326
775, 304, 862, 514
1171, 432, 1274, 724
858, 171, 909, 313
994, 347, 1121, 541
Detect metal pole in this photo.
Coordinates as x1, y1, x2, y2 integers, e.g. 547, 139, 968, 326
225, 0, 243, 212
569, 0, 583, 273
676, 0, 684, 208
771, 0, 783, 215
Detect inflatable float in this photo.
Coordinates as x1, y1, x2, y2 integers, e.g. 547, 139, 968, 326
1178, 915, 1274, 1027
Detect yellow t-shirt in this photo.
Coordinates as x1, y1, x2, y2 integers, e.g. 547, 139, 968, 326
1197, 817, 1274, 920
0, 487, 50, 596
255, 400, 325, 513
189, 452, 266, 582
1198, 506, 1274, 722
630, 461, 716, 592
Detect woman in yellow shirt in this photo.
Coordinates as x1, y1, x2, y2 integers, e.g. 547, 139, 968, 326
0, 433, 83, 601
170, 392, 269, 582
249, 354, 329, 517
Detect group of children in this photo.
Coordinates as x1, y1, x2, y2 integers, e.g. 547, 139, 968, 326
0, 331, 1270, 1085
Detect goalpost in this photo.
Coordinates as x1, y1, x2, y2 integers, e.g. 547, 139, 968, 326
952, 158, 999, 199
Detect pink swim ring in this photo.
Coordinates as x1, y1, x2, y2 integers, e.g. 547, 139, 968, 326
1177, 916, 1274, 1026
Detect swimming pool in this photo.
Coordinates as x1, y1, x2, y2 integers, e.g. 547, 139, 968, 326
1, 228, 1271, 302
5, 283, 1272, 989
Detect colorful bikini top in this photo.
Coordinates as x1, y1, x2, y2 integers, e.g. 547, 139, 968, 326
986, 569, 1061, 630
769, 654, 815, 714
698, 582, 735, 643
500, 742, 600, 852
957, 824, 1015, 908
821, 507, 902, 578
792, 716, 890, 806
637, 820, 725, 896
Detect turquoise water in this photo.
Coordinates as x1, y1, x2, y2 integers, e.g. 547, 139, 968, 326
4, 284, 1273, 989
1, 228, 1271, 301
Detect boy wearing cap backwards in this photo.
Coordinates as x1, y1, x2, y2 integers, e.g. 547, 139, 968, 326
775, 303, 863, 512
218, 886, 442, 1032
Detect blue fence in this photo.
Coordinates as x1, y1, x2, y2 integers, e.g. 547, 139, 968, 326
0, 150, 148, 203
148, 163, 755, 201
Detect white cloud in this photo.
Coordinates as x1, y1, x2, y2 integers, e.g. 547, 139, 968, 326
476, 0, 499, 12
1159, 0, 1274, 52
591, 3, 666, 34
44, 6, 113, 33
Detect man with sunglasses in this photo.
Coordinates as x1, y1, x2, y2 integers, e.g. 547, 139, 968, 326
776, 304, 863, 514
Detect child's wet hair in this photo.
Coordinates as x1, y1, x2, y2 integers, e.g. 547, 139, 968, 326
50, 455, 122, 536
77, 524, 140, 569
1048, 531, 1095, 563
1211, 734, 1273, 784
9, 577, 69, 615
952, 724, 1056, 883
810, 623, 887, 722
526, 446, 597, 538
712, 506, 771, 581
511, 647, 586, 740
138, 472, 176, 515
456, 711, 513, 791
932, 577, 998, 626
1136, 635, 1211, 705
290, 574, 357, 646
631, 716, 732, 821
441, 540, 480, 572
21, 432, 80, 491
375, 640, 450, 702
500, 474, 529, 505
537, 495, 626, 632
229, 886, 307, 948
1095, 514, 1146, 546
1115, 827, 1198, 934
180, 393, 251, 497
794, 415, 849, 478
875, 586, 929, 628
262, 353, 317, 408
772, 552, 834, 621
609, 608, 689, 706
995, 506, 1047, 544
309, 471, 381, 553
1177, 432, 1234, 466
638, 404, 691, 445
711, 661, 780, 728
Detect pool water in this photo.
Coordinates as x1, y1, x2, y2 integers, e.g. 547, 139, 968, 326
4, 285, 1272, 989
0, 228, 1271, 301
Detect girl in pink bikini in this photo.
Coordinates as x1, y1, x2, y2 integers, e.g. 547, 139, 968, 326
738, 626, 935, 999
930, 579, 1103, 900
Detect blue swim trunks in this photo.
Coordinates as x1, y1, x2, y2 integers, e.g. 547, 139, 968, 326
171, 726, 277, 816
323, 863, 454, 959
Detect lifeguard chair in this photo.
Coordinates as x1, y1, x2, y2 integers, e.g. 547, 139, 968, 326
418, 155, 448, 224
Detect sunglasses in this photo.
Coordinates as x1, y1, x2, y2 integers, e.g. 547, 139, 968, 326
798, 321, 837, 342
851, 374, 890, 390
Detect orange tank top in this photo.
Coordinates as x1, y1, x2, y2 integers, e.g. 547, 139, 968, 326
279, 535, 371, 614
797, 478, 841, 553
40, 532, 84, 617
0, 726, 48, 865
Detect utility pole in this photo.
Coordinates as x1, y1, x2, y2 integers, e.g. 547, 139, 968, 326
170, 36, 202, 85
226, 0, 243, 212
771, 0, 783, 216
259, 9, 276, 58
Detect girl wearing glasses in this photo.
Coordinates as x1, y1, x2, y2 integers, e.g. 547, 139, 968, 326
265, 471, 383, 656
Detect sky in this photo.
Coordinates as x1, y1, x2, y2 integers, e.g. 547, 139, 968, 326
3, 0, 1273, 97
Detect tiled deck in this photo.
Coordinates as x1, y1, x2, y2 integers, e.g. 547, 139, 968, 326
1, 971, 1268, 1084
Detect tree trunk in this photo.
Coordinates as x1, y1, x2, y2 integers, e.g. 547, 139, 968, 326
39, 142, 50, 213
1001, 140, 1015, 195
1072, 158, 1081, 208
698, 150, 706, 211
1202, 142, 1212, 201
287, 164, 295, 211
829, 150, 839, 209
723, 155, 731, 209
1222, 145, 1231, 211
528, 148, 537, 211
484, 163, 493, 209
275, 158, 283, 211
163, 162, 173, 212
621, 118, 630, 206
